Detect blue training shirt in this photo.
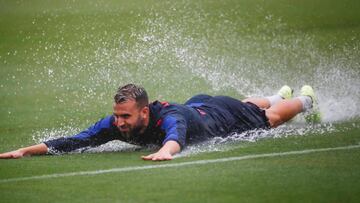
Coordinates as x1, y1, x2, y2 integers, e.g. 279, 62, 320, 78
44, 95, 269, 153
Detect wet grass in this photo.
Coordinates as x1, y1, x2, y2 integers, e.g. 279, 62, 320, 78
0, 124, 359, 202
0, 0, 360, 202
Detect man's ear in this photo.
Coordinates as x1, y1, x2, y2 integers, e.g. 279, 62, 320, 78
141, 106, 149, 117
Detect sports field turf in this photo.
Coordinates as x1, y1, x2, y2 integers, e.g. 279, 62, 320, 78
1, 0, 360, 202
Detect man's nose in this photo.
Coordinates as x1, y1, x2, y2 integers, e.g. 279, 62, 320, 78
115, 117, 125, 127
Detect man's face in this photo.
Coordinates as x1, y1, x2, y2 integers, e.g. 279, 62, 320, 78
113, 100, 149, 138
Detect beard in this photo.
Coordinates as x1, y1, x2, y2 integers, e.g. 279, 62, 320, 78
121, 116, 147, 139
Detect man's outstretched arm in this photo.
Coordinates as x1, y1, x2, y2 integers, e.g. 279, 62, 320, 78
141, 111, 187, 161
141, 140, 181, 161
0, 143, 48, 159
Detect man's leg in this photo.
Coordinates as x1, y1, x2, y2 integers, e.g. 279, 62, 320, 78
243, 85, 293, 109
242, 97, 271, 109
265, 98, 303, 127
265, 85, 318, 127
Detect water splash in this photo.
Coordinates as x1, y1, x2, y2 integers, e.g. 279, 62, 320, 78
32, 126, 80, 144
176, 122, 339, 158
8, 3, 358, 122
6, 2, 360, 156
31, 120, 357, 156
31, 127, 142, 154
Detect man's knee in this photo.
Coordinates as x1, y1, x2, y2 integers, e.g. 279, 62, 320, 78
265, 110, 282, 128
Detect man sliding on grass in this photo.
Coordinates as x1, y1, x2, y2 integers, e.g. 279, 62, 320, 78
0, 84, 321, 161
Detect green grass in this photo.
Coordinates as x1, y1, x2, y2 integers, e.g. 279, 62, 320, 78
0, 0, 360, 202
1, 125, 360, 202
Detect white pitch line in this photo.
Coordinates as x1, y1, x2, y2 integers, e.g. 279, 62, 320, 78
1, 144, 359, 184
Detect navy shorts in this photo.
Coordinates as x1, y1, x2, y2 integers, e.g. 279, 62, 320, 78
185, 94, 270, 136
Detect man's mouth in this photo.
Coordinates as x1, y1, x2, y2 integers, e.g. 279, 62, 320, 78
119, 126, 130, 132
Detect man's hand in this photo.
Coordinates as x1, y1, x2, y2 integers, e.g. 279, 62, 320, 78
141, 140, 181, 161
141, 150, 173, 161
0, 150, 25, 159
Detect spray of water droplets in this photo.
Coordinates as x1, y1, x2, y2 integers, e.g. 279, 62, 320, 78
176, 122, 340, 157
10, 2, 359, 155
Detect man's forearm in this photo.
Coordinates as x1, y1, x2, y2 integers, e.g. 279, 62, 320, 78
0, 143, 48, 159
19, 143, 49, 156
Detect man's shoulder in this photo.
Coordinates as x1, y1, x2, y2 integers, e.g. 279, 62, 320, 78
149, 101, 189, 121
151, 100, 186, 112
92, 115, 115, 129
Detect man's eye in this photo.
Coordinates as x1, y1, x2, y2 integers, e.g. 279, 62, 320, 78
113, 114, 130, 119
